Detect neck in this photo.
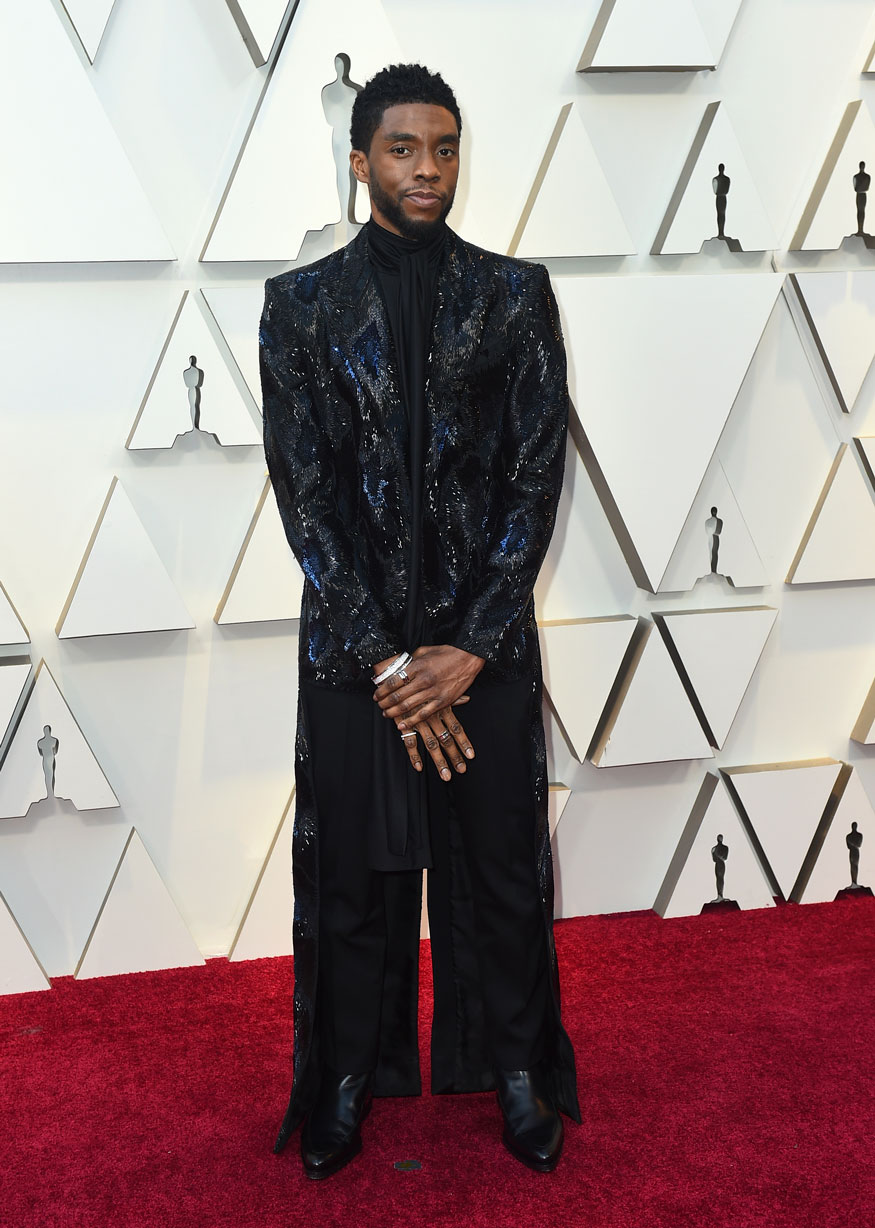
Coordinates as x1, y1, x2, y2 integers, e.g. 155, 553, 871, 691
368, 214, 447, 248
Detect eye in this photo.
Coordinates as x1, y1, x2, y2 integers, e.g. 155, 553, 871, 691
438, 147, 457, 158
390, 145, 410, 155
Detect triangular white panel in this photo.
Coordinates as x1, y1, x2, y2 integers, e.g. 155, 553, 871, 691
654, 774, 775, 918
353, 178, 371, 224
0, 891, 50, 994
852, 678, 875, 744
0, 4, 173, 262
799, 771, 875, 903
225, 0, 291, 66
692, 0, 743, 62
202, 0, 401, 261
659, 457, 766, 592
579, 0, 715, 71
539, 618, 638, 762
723, 760, 845, 897
787, 445, 875, 584
60, 0, 117, 63
555, 274, 781, 591
534, 441, 638, 622
128, 292, 261, 449
215, 479, 304, 624
791, 274, 875, 413
420, 873, 430, 941
856, 437, 875, 487
0, 817, 129, 977
229, 793, 293, 961
594, 623, 714, 767
0, 658, 33, 749
0, 660, 118, 819
510, 104, 635, 259
0, 582, 29, 646
201, 287, 265, 409
57, 478, 196, 639
791, 101, 875, 251
653, 102, 778, 254
548, 784, 572, 840
656, 607, 777, 749
76, 830, 205, 979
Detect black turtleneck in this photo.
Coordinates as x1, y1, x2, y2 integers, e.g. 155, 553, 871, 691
367, 218, 446, 649
366, 217, 447, 873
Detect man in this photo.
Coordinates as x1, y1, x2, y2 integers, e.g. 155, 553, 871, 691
260, 63, 579, 1180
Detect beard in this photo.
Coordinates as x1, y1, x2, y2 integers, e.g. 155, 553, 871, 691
367, 169, 455, 240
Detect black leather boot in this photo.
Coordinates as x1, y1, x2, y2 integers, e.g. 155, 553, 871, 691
496, 1062, 563, 1173
300, 1069, 374, 1180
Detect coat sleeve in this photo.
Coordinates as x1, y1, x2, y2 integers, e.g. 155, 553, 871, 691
452, 265, 568, 663
260, 278, 402, 670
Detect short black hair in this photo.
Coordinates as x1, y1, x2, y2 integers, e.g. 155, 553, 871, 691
350, 63, 462, 154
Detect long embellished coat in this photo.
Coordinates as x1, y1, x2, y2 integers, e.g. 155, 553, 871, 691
260, 225, 580, 1149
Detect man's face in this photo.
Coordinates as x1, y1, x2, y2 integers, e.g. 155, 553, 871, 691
351, 102, 459, 240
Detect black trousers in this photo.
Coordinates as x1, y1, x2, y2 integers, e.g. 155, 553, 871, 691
303, 676, 549, 1075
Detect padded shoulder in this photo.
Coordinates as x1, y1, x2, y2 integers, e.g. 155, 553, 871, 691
265, 245, 345, 314
450, 233, 549, 298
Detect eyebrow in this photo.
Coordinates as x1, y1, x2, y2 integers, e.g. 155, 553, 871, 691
383, 131, 459, 144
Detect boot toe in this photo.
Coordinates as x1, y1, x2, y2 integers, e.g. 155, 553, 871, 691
299, 1069, 373, 1180
301, 1129, 363, 1180
502, 1117, 563, 1172
496, 1062, 565, 1173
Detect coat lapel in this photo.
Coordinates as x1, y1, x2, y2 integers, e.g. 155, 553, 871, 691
320, 227, 404, 429
425, 232, 492, 480
319, 227, 492, 485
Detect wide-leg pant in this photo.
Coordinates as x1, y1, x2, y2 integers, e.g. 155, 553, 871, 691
303, 675, 549, 1075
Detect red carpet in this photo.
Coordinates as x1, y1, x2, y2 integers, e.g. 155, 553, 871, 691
2, 900, 874, 1228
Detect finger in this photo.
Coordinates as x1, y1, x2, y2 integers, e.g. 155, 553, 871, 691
381, 685, 440, 720
396, 696, 470, 727
440, 707, 475, 761
416, 720, 452, 782
428, 713, 466, 774
375, 677, 429, 717
398, 726, 422, 773
385, 675, 456, 720
374, 669, 413, 704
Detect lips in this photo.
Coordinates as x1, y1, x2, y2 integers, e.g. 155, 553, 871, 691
405, 192, 442, 207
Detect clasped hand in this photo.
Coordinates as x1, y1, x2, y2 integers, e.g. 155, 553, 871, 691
372, 644, 484, 782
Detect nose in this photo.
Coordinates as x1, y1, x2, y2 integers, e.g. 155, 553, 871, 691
414, 151, 440, 181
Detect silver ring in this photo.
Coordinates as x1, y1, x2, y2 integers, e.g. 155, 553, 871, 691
438, 730, 452, 743
400, 731, 417, 741
397, 668, 409, 683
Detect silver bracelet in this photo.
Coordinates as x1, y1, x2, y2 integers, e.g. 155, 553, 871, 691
372, 651, 411, 687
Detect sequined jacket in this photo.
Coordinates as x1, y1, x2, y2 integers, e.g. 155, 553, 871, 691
260, 224, 568, 689
260, 226, 579, 1146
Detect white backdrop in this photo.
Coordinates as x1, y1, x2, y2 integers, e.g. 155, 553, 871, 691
1, 0, 874, 987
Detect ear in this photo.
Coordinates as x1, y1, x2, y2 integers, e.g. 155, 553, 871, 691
350, 149, 370, 185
